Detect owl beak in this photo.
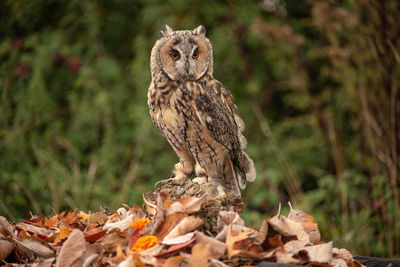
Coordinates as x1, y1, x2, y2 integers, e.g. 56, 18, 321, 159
184, 61, 189, 74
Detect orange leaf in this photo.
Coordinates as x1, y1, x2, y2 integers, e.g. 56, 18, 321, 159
44, 215, 59, 228
131, 235, 158, 251
164, 194, 175, 211
226, 223, 256, 258
59, 209, 79, 225
54, 225, 71, 244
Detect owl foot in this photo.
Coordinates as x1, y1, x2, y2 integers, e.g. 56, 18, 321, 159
192, 176, 207, 184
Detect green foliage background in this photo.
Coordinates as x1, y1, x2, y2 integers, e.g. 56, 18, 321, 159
1, 0, 399, 258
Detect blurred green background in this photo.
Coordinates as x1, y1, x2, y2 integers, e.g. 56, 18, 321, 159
1, 0, 399, 258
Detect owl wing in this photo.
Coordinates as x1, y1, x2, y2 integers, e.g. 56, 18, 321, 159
193, 81, 246, 187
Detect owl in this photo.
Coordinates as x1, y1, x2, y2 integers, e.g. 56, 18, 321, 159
148, 25, 256, 196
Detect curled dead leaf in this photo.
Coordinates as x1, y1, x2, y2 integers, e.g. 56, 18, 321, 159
195, 231, 226, 259
56, 229, 86, 267
163, 216, 203, 241
288, 202, 321, 243
0, 239, 15, 261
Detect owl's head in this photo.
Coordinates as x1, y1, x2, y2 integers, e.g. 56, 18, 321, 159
151, 25, 213, 81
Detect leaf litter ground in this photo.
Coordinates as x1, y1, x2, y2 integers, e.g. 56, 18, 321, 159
0, 182, 365, 267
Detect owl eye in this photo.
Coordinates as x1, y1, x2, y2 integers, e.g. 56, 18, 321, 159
192, 48, 199, 59
170, 50, 180, 60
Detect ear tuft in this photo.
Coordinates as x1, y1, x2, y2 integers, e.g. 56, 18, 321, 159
193, 25, 206, 36
160, 24, 173, 37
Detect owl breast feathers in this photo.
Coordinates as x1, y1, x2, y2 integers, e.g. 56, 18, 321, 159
148, 25, 256, 196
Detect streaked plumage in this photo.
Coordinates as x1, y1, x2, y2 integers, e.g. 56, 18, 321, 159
148, 25, 255, 195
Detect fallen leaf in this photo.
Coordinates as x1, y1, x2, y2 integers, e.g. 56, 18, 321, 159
332, 247, 353, 262
288, 202, 321, 243
149, 193, 167, 235
162, 232, 195, 245
283, 239, 310, 252
31, 257, 55, 267
155, 212, 187, 241
195, 231, 226, 259
226, 223, 255, 258
44, 215, 59, 228
59, 209, 79, 224
104, 215, 134, 232
175, 196, 202, 214
101, 229, 129, 253
163, 216, 203, 241
300, 241, 333, 264
143, 193, 157, 216
0, 216, 15, 235
253, 219, 268, 245
14, 237, 55, 259
56, 229, 86, 267
87, 212, 108, 225
155, 236, 195, 258
0, 239, 15, 261
53, 225, 71, 244
84, 228, 107, 243
186, 242, 213, 267
162, 255, 186, 267
166, 202, 185, 216
268, 215, 310, 243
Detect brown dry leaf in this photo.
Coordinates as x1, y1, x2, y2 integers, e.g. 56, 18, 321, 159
175, 196, 202, 214
275, 250, 307, 265
186, 242, 214, 267
195, 231, 226, 259
331, 258, 347, 267
268, 215, 309, 242
162, 232, 194, 245
283, 239, 310, 252
14, 237, 55, 259
71, 243, 98, 267
101, 229, 129, 253
226, 224, 255, 258
0, 216, 15, 235
54, 225, 71, 244
0, 239, 15, 261
162, 255, 187, 267
288, 202, 321, 243
150, 193, 168, 235
104, 214, 134, 232
253, 219, 268, 245
31, 257, 55, 267
166, 202, 185, 216
56, 229, 86, 267
163, 216, 204, 241
216, 224, 256, 243
143, 193, 157, 216
155, 212, 187, 241
301, 241, 333, 264
156, 237, 195, 258
16, 222, 53, 239
87, 212, 108, 224
332, 247, 353, 262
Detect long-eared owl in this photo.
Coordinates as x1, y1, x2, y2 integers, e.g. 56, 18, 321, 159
148, 25, 256, 196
